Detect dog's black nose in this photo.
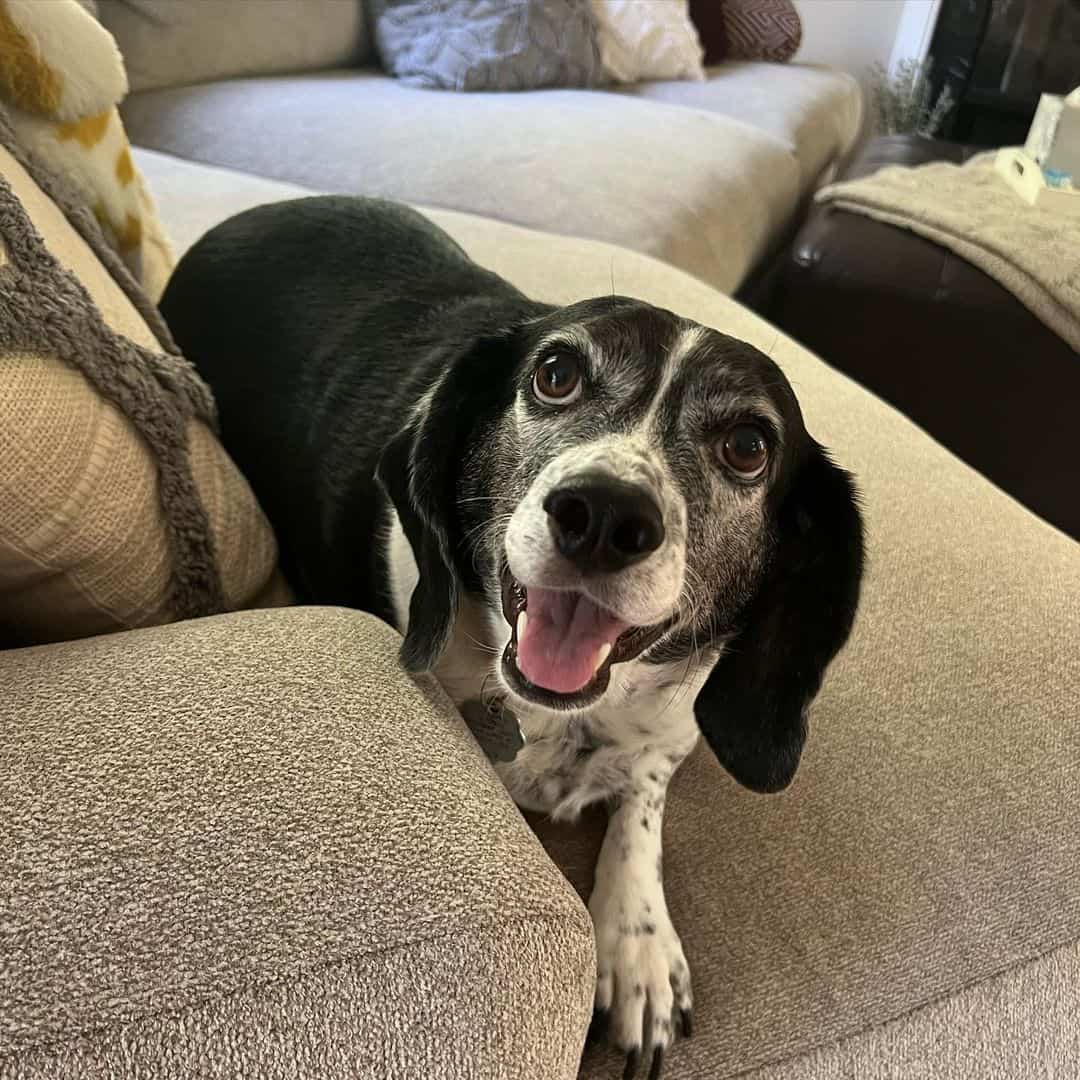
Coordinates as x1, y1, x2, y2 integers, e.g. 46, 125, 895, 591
544, 478, 665, 574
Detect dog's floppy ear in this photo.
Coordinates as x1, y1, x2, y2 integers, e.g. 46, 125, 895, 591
695, 443, 864, 793
377, 393, 460, 673
375, 323, 529, 673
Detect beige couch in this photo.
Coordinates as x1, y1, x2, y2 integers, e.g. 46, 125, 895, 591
3, 139, 1078, 1078
95, 0, 862, 296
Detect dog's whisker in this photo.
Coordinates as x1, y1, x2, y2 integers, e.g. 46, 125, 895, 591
464, 632, 501, 656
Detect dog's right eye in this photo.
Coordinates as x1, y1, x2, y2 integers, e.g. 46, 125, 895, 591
533, 353, 583, 406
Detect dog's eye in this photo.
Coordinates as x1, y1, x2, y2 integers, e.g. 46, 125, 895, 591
533, 353, 583, 405
717, 424, 769, 479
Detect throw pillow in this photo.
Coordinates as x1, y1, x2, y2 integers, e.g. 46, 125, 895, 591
371, 0, 603, 92
0, 108, 286, 647
0, 0, 174, 299
96, 0, 370, 93
721, 0, 802, 63
591, 0, 705, 84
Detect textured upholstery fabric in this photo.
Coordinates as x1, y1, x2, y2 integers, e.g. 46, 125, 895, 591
371, 0, 602, 91
32, 152, 1080, 1075
0, 143, 280, 646
122, 72, 805, 294
0, 608, 595, 1079
96, 0, 370, 93
745, 939, 1080, 1079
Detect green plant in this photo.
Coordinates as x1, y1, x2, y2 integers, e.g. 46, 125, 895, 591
867, 58, 956, 138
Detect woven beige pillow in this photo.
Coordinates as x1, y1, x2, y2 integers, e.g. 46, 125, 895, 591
0, 135, 287, 646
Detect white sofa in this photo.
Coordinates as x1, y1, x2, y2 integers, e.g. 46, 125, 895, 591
99, 1, 861, 295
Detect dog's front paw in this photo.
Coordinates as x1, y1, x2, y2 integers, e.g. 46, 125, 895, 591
589, 904, 693, 1079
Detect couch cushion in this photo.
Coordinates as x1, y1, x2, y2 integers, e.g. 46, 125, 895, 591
612, 60, 864, 189
137, 150, 1080, 1076
122, 71, 802, 293
96, 0, 371, 93
0, 139, 282, 647
134, 149, 317, 255
0, 607, 594, 1079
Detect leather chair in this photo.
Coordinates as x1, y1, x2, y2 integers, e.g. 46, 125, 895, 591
766, 135, 1079, 541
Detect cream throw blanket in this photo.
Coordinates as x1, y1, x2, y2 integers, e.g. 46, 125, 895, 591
817, 154, 1080, 353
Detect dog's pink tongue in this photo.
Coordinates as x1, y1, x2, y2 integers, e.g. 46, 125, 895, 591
516, 588, 628, 695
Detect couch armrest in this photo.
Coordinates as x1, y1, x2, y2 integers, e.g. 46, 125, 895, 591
0, 608, 594, 1079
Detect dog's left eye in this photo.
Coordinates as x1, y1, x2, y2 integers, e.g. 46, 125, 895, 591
716, 424, 769, 480
533, 353, 583, 405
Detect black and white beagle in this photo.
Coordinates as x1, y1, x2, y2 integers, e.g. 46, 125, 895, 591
161, 197, 864, 1079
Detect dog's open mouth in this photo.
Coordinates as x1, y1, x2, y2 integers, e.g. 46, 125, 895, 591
500, 566, 667, 706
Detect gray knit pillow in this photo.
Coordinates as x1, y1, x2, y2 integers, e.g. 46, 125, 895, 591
371, 0, 604, 92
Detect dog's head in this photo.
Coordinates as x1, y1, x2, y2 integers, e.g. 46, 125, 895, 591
378, 297, 863, 793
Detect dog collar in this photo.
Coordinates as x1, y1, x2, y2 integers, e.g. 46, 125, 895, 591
461, 697, 525, 762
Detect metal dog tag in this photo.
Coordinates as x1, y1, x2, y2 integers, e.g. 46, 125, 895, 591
461, 698, 525, 762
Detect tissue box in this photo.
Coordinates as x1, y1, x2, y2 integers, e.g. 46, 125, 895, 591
1024, 93, 1080, 182
995, 147, 1080, 217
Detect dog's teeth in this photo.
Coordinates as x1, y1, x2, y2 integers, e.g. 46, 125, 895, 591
594, 642, 612, 673
517, 611, 528, 641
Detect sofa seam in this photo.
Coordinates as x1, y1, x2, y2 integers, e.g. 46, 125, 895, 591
727, 932, 1080, 1078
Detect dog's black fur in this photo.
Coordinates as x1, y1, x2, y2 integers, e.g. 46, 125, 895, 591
161, 196, 863, 794
163, 197, 542, 627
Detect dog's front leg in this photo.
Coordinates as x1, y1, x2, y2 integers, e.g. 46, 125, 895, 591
589, 767, 691, 1078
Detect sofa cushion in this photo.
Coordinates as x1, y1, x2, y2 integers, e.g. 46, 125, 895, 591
0, 138, 282, 647
96, 0, 370, 93
122, 71, 802, 293
137, 150, 1080, 1076
614, 60, 864, 190
0, 608, 595, 1078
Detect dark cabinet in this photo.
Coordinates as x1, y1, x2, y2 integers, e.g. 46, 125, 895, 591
928, 0, 1080, 145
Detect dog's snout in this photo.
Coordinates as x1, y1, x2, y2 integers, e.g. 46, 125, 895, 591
543, 477, 665, 574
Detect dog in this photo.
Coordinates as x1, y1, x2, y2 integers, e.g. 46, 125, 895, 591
160, 197, 864, 1078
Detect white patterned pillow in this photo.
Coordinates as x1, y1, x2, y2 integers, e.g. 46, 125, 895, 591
591, 0, 705, 84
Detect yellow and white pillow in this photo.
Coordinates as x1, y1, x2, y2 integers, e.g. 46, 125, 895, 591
0, 0, 173, 298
